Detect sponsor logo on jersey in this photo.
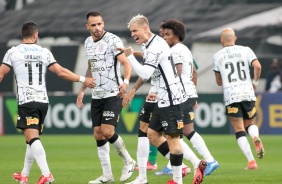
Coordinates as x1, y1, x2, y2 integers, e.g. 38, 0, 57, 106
248, 107, 256, 118
177, 121, 184, 129
189, 112, 195, 120
93, 67, 105, 72
18, 45, 42, 53
26, 117, 39, 125
26, 91, 46, 96
227, 106, 238, 114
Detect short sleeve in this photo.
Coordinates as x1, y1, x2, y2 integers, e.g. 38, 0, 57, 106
2, 47, 15, 67
213, 55, 219, 72
43, 48, 56, 66
113, 36, 124, 56
245, 47, 257, 66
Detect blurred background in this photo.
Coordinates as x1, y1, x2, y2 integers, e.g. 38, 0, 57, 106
0, 0, 281, 135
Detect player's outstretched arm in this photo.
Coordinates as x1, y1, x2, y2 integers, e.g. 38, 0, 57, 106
124, 47, 155, 81
76, 62, 93, 108
48, 63, 95, 88
0, 64, 11, 83
214, 72, 222, 86
122, 77, 145, 107
117, 53, 132, 98
192, 65, 198, 86
117, 47, 143, 58
252, 59, 261, 91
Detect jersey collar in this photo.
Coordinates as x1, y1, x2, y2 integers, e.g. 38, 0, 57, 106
143, 34, 157, 49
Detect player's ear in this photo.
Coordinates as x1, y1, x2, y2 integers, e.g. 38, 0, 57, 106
85, 24, 89, 30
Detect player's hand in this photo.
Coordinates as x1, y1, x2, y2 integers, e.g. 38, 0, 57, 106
76, 90, 85, 108
117, 83, 127, 98
124, 47, 134, 57
84, 77, 96, 88
122, 89, 136, 107
253, 84, 257, 91
193, 101, 198, 110
146, 93, 157, 101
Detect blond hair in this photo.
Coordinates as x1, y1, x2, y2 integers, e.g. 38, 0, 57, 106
127, 14, 149, 29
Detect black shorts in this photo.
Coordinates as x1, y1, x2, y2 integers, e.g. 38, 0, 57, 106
149, 104, 183, 135
17, 102, 48, 135
225, 101, 257, 119
139, 102, 157, 123
182, 98, 197, 124
91, 96, 122, 127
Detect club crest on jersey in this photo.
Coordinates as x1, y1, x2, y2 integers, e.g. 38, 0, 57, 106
177, 121, 184, 129
248, 107, 256, 118
227, 106, 238, 114
26, 117, 39, 125
98, 42, 106, 52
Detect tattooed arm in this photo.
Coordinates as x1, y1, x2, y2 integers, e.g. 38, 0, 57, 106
122, 77, 146, 107
76, 62, 93, 108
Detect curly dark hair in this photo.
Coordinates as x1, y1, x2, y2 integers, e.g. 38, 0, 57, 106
160, 19, 185, 41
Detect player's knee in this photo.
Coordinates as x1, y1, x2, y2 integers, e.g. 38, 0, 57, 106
183, 124, 194, 136
101, 132, 112, 139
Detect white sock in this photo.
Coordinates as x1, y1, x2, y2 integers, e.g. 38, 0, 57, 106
237, 136, 254, 162
137, 137, 149, 180
247, 125, 259, 139
30, 139, 50, 177
180, 139, 200, 169
21, 143, 34, 176
189, 132, 214, 162
166, 161, 172, 169
172, 165, 182, 184
112, 136, 132, 164
98, 142, 112, 177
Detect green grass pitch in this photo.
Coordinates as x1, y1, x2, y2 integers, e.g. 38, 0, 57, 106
1, 134, 282, 184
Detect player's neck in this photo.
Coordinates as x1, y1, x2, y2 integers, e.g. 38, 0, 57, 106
92, 30, 105, 41
22, 38, 36, 44
223, 42, 235, 47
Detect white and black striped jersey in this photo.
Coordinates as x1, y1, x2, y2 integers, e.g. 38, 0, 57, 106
171, 43, 197, 98
2, 44, 56, 105
84, 32, 124, 99
213, 45, 257, 105
142, 35, 187, 108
